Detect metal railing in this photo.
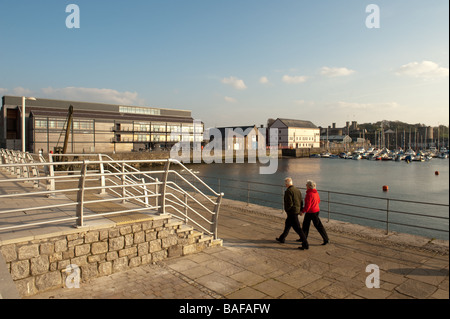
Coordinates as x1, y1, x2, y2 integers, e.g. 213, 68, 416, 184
0, 149, 224, 239
184, 174, 449, 240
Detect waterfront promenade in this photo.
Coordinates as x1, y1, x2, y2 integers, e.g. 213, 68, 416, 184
0, 170, 448, 300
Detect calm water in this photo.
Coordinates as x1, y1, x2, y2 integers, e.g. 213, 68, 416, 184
181, 157, 449, 240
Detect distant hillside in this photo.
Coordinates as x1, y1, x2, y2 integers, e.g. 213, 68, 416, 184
358, 121, 448, 138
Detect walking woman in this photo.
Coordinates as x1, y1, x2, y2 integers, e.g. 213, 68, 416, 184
301, 180, 329, 246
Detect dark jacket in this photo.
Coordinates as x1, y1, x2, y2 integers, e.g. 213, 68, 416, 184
284, 186, 303, 215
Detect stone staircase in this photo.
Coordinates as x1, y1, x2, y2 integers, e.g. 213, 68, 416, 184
1, 212, 222, 297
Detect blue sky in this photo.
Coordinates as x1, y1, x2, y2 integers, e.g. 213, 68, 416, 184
0, 0, 448, 128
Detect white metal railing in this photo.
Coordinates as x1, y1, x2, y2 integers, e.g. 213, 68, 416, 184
0, 149, 224, 239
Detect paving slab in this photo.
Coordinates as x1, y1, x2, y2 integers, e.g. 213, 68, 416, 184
1, 169, 449, 301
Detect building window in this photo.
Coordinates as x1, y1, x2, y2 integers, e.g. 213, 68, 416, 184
119, 106, 160, 116
151, 124, 166, 132
73, 121, 93, 130
135, 134, 150, 142
137, 124, 150, 132
35, 119, 47, 129
167, 124, 181, 133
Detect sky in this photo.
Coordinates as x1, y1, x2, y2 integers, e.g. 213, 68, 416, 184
0, 0, 448, 129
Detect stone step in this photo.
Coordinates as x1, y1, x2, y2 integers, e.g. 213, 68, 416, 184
198, 235, 213, 243
177, 224, 194, 234
166, 219, 184, 228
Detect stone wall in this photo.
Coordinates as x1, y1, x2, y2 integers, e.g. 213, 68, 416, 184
0, 214, 222, 297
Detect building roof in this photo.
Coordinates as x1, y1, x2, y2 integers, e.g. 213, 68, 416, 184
271, 118, 318, 129
29, 108, 194, 123
2, 95, 192, 119
320, 135, 351, 141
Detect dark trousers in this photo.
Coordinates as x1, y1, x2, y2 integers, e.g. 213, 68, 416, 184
279, 213, 309, 248
302, 211, 329, 242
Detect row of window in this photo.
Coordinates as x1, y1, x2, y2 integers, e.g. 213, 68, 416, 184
35, 118, 203, 133
288, 136, 317, 141
117, 124, 203, 132
35, 119, 93, 130
119, 106, 161, 116
123, 134, 203, 143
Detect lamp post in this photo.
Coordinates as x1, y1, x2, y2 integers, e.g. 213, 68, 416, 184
22, 96, 36, 152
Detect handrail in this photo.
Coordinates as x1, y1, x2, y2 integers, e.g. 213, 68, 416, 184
191, 174, 449, 239
0, 149, 223, 239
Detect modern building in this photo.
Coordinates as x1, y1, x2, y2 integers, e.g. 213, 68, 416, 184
268, 118, 320, 149
0, 96, 203, 154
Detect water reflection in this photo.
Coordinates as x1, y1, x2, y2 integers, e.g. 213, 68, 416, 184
181, 158, 449, 239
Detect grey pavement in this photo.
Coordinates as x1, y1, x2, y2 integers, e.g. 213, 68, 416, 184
1, 169, 449, 300
25, 202, 449, 300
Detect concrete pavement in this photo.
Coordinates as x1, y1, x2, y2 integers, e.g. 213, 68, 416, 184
0, 169, 448, 300
24, 200, 449, 300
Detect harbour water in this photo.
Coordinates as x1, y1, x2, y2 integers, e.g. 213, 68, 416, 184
181, 157, 449, 240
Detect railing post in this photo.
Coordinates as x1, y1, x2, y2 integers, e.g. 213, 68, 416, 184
20, 155, 29, 180
327, 191, 331, 222
386, 198, 390, 235
158, 159, 171, 215
121, 164, 126, 204
47, 153, 56, 194
155, 178, 159, 209
98, 154, 106, 195
211, 193, 224, 239
76, 160, 88, 228
142, 178, 149, 207
184, 192, 188, 223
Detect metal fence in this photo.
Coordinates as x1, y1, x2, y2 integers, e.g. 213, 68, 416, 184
0, 149, 224, 239
184, 174, 449, 240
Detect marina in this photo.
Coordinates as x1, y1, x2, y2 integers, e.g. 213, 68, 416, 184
181, 153, 449, 240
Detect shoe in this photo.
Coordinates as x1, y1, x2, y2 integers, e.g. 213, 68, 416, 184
321, 241, 329, 246
298, 246, 309, 250
276, 237, 285, 244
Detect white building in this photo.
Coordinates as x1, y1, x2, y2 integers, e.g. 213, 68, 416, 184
269, 118, 320, 149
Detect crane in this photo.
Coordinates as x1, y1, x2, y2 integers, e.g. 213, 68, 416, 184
54, 105, 74, 163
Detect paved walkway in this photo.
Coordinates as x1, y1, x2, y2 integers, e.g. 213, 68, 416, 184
25, 204, 449, 300
0, 169, 448, 300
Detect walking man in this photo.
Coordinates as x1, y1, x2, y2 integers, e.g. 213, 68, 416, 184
276, 177, 309, 250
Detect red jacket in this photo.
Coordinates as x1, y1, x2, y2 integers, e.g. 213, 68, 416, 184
302, 188, 320, 214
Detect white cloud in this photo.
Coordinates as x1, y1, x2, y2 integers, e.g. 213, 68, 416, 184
320, 66, 355, 77
282, 75, 308, 84
396, 61, 449, 78
0, 87, 34, 96
334, 101, 399, 110
41, 87, 145, 105
259, 76, 270, 84
221, 76, 247, 90
294, 100, 316, 107
224, 96, 237, 103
